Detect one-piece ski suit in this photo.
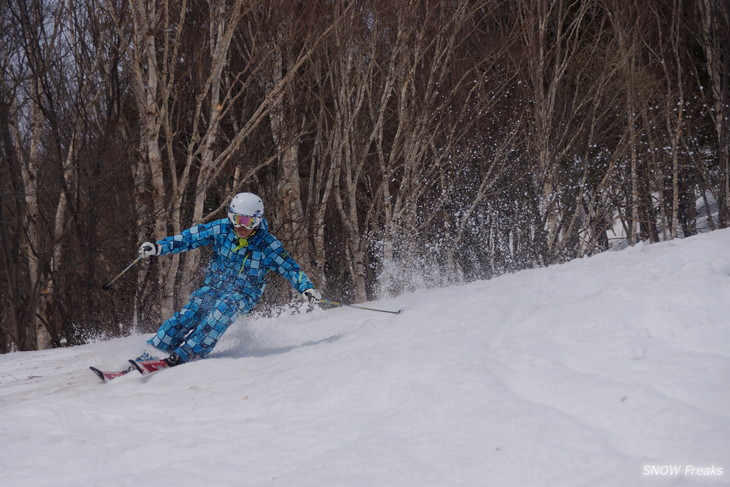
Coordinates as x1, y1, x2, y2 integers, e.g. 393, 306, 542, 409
147, 217, 314, 362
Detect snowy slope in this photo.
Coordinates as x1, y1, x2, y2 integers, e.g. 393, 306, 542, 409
1, 230, 730, 487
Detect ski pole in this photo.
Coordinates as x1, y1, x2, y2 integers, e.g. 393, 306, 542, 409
102, 255, 142, 291
319, 298, 402, 315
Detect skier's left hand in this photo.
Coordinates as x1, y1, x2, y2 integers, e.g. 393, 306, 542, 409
303, 288, 322, 305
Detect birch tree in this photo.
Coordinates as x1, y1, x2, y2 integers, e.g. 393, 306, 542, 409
105, 0, 264, 320
696, 0, 730, 227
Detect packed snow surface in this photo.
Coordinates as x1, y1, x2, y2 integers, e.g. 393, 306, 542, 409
2, 230, 730, 487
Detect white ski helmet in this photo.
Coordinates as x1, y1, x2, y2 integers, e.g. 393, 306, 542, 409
228, 192, 264, 229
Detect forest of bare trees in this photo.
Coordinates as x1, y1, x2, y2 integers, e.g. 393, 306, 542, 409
1, 0, 728, 352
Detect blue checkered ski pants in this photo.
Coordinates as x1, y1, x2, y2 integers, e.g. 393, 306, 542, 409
147, 286, 251, 362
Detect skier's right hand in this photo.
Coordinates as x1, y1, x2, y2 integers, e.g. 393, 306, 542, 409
138, 242, 159, 258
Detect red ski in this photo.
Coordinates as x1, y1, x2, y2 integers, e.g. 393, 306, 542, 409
128, 357, 175, 375
90, 354, 180, 381
89, 366, 133, 382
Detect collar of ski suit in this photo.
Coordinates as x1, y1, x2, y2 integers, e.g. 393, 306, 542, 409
231, 218, 269, 252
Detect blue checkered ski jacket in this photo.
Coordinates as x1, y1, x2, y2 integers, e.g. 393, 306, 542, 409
155, 218, 314, 303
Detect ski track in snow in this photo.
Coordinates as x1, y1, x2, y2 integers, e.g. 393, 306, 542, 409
1, 230, 730, 486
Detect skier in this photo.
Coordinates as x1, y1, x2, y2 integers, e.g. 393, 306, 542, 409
136, 192, 322, 367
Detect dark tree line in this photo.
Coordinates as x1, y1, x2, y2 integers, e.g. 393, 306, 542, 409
1, 0, 728, 352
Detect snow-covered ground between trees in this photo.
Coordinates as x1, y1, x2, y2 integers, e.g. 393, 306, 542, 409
2, 230, 730, 487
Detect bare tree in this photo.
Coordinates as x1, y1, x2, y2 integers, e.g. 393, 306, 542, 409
3, 0, 729, 352
696, 0, 730, 227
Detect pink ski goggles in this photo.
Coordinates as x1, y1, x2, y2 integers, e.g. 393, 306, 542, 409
228, 212, 261, 229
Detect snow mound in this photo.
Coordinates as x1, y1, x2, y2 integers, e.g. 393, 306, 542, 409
2, 230, 730, 486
